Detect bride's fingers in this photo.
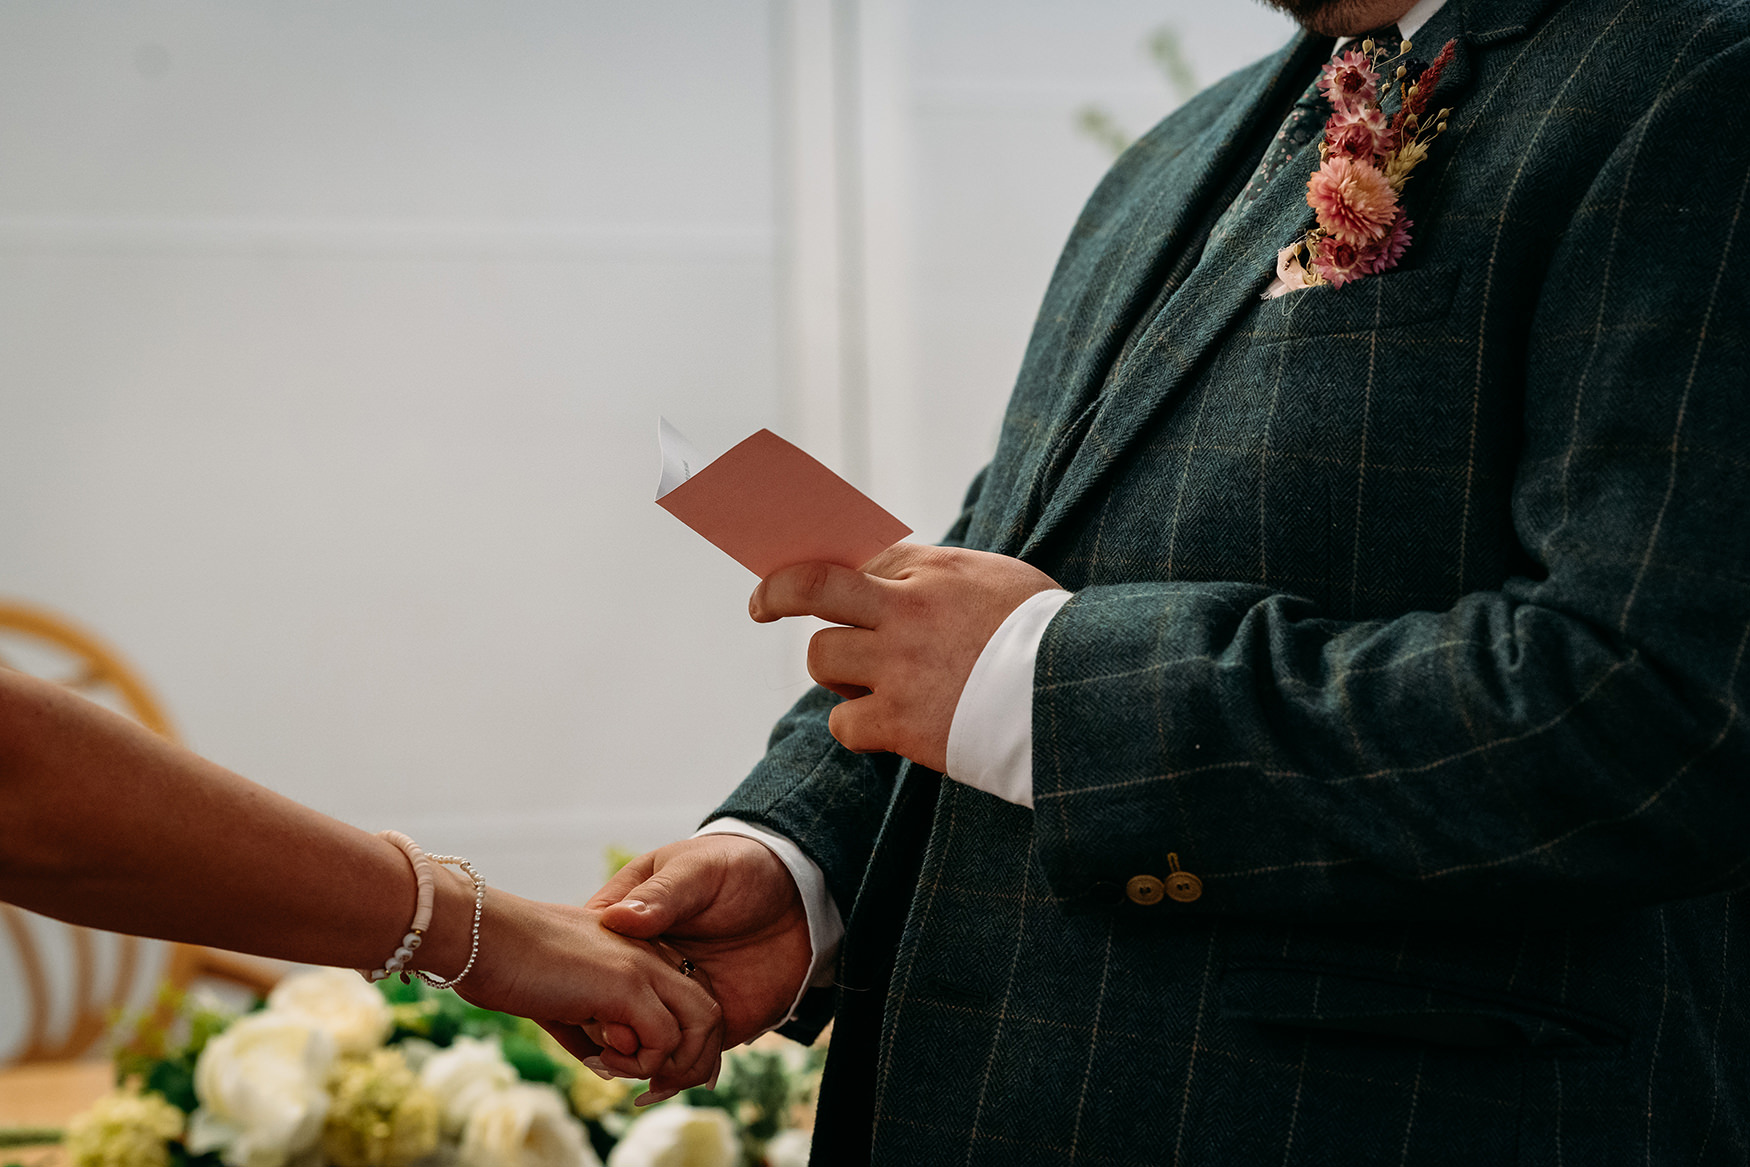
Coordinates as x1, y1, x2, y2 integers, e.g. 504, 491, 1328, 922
647, 1007, 722, 1102
637, 954, 723, 1095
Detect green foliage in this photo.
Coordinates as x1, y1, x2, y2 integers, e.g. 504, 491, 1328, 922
604, 845, 639, 878
376, 980, 574, 1092
144, 1058, 200, 1114
166, 1143, 225, 1167
1147, 26, 1201, 105
112, 984, 255, 1112
1075, 23, 1202, 157
1075, 107, 1134, 156
498, 1024, 565, 1085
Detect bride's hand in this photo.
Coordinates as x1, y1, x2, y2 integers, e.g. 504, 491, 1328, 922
434, 887, 724, 1092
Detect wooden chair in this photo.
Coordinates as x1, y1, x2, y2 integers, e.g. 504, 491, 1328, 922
0, 600, 282, 1067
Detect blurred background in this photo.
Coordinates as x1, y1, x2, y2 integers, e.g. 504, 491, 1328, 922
0, 0, 1294, 919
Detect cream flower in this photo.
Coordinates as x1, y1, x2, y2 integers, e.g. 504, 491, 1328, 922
186, 1012, 335, 1167
265, 968, 394, 1057
322, 1049, 441, 1167
1265, 241, 1322, 298
605, 1105, 738, 1167
1306, 155, 1399, 246
64, 1089, 185, 1167
763, 1129, 812, 1167
569, 1067, 633, 1120
459, 1082, 600, 1167
419, 1035, 520, 1136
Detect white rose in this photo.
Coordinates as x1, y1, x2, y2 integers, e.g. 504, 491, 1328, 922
265, 968, 393, 1056
459, 1082, 599, 1167
185, 1012, 335, 1167
764, 1129, 811, 1167
419, 1035, 519, 1136
605, 1105, 739, 1167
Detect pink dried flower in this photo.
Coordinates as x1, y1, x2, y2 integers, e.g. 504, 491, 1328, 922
1324, 106, 1393, 164
1318, 50, 1378, 114
1308, 212, 1415, 288
1310, 237, 1371, 287
1306, 155, 1399, 245
1367, 211, 1413, 273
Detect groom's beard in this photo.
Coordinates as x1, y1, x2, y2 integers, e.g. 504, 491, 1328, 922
1258, 0, 1417, 36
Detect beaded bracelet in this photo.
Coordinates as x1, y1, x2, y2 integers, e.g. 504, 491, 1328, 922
367, 833, 487, 988
415, 854, 485, 990
367, 830, 436, 983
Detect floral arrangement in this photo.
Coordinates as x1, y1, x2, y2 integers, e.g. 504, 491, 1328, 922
30, 969, 821, 1167
1272, 35, 1459, 294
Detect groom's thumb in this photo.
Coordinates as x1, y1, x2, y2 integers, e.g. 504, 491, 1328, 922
600, 868, 708, 939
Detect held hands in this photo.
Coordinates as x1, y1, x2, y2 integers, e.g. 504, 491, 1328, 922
591, 835, 814, 1104
452, 891, 723, 1098
750, 543, 1062, 772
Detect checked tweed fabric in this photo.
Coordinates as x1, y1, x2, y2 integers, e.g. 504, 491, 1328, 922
713, 0, 1750, 1162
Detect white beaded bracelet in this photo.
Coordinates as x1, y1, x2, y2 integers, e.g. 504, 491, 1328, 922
367, 830, 436, 983
367, 834, 487, 989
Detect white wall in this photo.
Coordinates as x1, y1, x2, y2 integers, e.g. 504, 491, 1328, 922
0, 0, 1295, 921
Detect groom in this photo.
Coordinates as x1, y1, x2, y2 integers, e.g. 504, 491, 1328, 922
594, 0, 1750, 1161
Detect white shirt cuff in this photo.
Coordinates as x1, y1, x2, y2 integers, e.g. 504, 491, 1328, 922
692, 818, 844, 1032
943, 588, 1073, 809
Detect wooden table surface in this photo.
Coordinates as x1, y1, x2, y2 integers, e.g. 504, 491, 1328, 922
0, 1061, 111, 1167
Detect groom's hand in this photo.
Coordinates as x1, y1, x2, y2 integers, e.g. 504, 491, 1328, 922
592, 835, 812, 1099
750, 543, 1061, 773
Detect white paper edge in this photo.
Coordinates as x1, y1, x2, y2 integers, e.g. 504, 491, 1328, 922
656, 417, 711, 500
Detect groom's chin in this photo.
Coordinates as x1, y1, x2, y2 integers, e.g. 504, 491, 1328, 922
1256, 0, 1418, 37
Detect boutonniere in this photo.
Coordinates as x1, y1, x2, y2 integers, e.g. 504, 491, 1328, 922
1269, 36, 1458, 296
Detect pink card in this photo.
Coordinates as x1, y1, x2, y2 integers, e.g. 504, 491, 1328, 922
656, 420, 911, 577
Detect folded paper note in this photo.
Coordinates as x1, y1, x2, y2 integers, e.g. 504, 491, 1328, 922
656, 419, 911, 577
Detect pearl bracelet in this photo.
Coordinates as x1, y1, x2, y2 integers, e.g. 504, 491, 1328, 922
367, 832, 486, 989
414, 854, 485, 991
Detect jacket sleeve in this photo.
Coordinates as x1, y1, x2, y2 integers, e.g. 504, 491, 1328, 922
1030, 38, 1750, 927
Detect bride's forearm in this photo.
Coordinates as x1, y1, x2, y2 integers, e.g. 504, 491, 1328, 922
0, 667, 474, 975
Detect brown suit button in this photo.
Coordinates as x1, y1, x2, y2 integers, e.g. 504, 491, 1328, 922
1165, 871, 1203, 903
1164, 852, 1201, 902
1126, 875, 1165, 905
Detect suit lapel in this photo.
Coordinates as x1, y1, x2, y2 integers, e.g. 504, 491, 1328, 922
980, 31, 1328, 558
1017, 35, 1333, 563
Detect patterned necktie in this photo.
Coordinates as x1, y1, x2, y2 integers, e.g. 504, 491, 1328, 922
1209, 27, 1404, 243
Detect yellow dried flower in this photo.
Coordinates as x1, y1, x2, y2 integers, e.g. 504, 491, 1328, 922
64, 1090, 184, 1167
1384, 138, 1431, 191
568, 1067, 632, 1120
322, 1049, 442, 1167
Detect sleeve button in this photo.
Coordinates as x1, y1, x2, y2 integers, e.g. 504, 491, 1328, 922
1164, 852, 1201, 902
1166, 871, 1203, 902
1126, 875, 1165, 905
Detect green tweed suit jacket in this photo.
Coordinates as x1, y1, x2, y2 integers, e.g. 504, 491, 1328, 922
713, 0, 1750, 1161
